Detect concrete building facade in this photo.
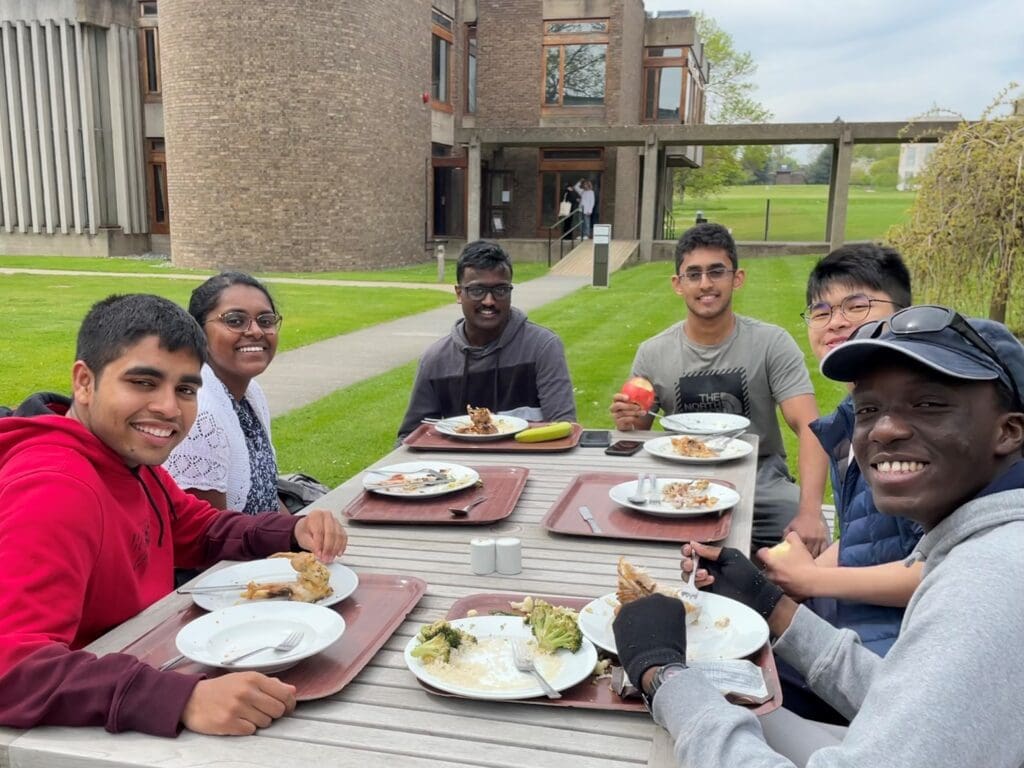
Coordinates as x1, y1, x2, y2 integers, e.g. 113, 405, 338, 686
0, 0, 707, 269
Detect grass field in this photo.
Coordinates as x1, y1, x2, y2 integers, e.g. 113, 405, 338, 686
4, 254, 844, 496
0, 255, 551, 284
273, 256, 848, 489
2, 274, 452, 403
672, 184, 916, 242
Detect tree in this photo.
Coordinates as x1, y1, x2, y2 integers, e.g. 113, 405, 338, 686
888, 86, 1024, 329
675, 14, 771, 198
805, 146, 833, 184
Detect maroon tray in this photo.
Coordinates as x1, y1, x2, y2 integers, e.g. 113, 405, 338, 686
122, 573, 426, 701
403, 422, 584, 452
414, 593, 779, 715
541, 472, 733, 543
342, 466, 529, 524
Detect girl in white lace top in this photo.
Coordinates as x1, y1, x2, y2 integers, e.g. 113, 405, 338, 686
165, 272, 286, 515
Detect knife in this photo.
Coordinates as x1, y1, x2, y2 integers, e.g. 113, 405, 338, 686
577, 505, 603, 534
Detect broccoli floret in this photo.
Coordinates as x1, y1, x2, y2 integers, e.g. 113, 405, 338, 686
528, 603, 582, 654
524, 599, 555, 626
410, 633, 452, 664
417, 619, 450, 643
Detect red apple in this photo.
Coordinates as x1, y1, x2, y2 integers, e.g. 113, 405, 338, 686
620, 376, 655, 412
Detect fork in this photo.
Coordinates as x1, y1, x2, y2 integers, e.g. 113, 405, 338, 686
510, 639, 561, 699
681, 551, 700, 603
703, 428, 747, 453
222, 629, 304, 666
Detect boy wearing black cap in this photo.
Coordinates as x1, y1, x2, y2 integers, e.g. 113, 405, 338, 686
613, 306, 1024, 767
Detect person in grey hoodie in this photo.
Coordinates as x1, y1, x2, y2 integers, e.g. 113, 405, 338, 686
397, 240, 576, 439
612, 305, 1024, 768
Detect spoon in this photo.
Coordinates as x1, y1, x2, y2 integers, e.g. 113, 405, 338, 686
448, 496, 489, 517
627, 473, 653, 504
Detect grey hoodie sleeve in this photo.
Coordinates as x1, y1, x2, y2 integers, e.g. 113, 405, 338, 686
397, 357, 442, 440
534, 333, 577, 422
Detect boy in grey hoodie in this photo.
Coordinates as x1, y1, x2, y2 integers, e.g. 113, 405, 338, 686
613, 306, 1024, 767
397, 240, 576, 439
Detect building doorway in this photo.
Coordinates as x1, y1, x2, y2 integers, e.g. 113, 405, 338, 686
146, 138, 169, 235
432, 151, 467, 238
536, 147, 604, 237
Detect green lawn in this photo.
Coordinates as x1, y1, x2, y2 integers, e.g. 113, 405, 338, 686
4, 254, 843, 496
0, 255, 550, 284
274, 256, 848, 490
2, 274, 451, 403
672, 184, 916, 242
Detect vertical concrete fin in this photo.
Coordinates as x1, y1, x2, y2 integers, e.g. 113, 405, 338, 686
105, 23, 129, 232
46, 20, 71, 235
639, 135, 659, 262
76, 22, 98, 235
0, 25, 15, 232
16, 21, 42, 233
61, 20, 84, 233
31, 20, 57, 234
4, 22, 30, 232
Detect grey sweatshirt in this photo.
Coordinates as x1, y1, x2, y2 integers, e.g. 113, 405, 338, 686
652, 488, 1024, 767
397, 307, 577, 439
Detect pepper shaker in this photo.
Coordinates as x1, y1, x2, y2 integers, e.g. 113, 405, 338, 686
470, 537, 496, 575
495, 537, 522, 575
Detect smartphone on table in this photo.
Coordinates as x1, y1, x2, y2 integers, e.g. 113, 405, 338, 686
579, 429, 612, 448
605, 439, 644, 456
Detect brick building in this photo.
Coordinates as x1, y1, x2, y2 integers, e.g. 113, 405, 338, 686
0, 0, 706, 269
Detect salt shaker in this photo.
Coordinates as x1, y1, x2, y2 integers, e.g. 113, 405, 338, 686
470, 537, 496, 575
495, 537, 522, 575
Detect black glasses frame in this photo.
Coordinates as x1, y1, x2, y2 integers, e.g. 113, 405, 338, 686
800, 294, 900, 327
678, 267, 735, 284
850, 304, 1022, 409
461, 283, 514, 301
210, 311, 283, 334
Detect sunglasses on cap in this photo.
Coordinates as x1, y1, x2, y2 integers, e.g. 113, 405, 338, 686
850, 304, 1023, 410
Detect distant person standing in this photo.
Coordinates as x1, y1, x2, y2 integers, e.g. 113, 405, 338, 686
574, 179, 596, 239
560, 183, 580, 240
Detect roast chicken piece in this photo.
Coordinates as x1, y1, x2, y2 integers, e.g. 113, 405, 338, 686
243, 552, 334, 603
458, 405, 498, 434
616, 556, 700, 622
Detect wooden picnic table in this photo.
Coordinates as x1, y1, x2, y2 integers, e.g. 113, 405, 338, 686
1, 431, 758, 768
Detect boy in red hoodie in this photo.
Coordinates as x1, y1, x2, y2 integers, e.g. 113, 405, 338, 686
0, 294, 346, 737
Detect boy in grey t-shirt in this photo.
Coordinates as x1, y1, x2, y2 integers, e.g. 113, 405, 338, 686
610, 224, 828, 552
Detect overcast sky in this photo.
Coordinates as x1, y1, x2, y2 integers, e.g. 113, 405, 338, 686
644, 0, 1023, 123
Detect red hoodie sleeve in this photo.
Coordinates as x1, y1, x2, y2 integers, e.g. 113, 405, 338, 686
0, 469, 202, 736
160, 467, 300, 567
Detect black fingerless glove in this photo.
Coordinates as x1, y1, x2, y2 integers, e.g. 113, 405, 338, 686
704, 547, 784, 620
611, 593, 686, 688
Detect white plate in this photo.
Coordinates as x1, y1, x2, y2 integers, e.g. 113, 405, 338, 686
362, 462, 480, 497
643, 435, 754, 464
189, 558, 359, 612
432, 414, 530, 441
176, 601, 345, 672
578, 592, 768, 662
404, 615, 598, 700
608, 478, 740, 517
660, 412, 751, 435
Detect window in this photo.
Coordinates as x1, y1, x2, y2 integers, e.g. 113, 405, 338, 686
139, 1, 158, 16
465, 23, 477, 113
542, 19, 608, 108
139, 27, 161, 99
431, 10, 453, 109
642, 47, 692, 123
146, 139, 168, 234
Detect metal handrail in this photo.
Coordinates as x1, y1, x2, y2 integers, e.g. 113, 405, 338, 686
545, 208, 583, 267
662, 205, 676, 240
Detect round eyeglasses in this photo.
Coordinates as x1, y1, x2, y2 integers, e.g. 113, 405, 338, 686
801, 294, 899, 328
461, 283, 514, 301
209, 311, 283, 334
679, 267, 735, 284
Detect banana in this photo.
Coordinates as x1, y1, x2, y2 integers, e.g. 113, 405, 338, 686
514, 421, 574, 443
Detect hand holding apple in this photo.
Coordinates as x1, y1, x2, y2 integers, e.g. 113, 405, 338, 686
619, 377, 655, 412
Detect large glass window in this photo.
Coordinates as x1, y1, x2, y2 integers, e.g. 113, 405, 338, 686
642, 47, 697, 123
542, 19, 608, 108
431, 10, 453, 107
